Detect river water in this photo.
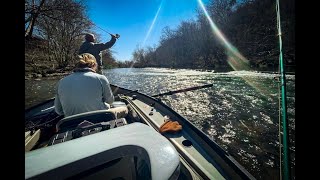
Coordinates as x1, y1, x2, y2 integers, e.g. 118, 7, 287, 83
25, 68, 295, 179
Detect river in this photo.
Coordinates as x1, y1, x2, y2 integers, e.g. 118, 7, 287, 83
25, 67, 295, 179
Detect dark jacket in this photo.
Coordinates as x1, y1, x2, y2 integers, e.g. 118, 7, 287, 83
79, 37, 116, 66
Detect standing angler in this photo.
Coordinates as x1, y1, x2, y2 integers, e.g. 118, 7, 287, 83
79, 33, 120, 74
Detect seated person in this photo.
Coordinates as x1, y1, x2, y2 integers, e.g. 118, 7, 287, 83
54, 53, 127, 118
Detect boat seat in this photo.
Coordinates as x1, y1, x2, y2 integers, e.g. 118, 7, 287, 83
26, 123, 180, 180
56, 109, 117, 133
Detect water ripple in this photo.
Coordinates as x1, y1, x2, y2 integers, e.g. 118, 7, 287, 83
25, 68, 295, 179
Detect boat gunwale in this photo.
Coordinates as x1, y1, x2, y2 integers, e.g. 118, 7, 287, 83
110, 84, 256, 180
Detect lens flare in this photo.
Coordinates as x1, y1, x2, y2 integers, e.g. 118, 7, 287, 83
127, 0, 164, 70
197, 0, 275, 98
142, 0, 164, 47
196, 0, 249, 71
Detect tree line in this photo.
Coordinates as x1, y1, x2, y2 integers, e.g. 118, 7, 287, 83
25, 0, 295, 75
132, 0, 295, 72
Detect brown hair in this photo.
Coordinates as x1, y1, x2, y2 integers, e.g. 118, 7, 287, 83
76, 53, 97, 68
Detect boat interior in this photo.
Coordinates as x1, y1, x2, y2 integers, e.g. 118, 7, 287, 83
25, 87, 255, 180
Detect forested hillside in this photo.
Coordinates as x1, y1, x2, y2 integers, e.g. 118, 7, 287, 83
132, 0, 295, 72
25, 0, 295, 77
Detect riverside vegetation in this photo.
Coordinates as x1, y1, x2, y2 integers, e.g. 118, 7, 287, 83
25, 0, 294, 78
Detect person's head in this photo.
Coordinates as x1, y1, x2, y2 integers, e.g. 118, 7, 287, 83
85, 33, 95, 42
76, 53, 97, 71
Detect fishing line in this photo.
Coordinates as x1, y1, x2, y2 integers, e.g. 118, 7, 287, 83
88, 22, 120, 39
89, 21, 113, 35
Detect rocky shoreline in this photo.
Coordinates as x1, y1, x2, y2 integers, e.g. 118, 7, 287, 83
25, 71, 72, 80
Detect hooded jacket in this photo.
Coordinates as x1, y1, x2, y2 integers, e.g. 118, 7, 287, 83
78, 37, 116, 66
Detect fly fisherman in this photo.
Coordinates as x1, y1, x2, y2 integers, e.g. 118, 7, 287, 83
79, 33, 120, 74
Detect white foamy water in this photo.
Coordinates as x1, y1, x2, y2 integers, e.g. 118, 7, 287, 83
25, 68, 295, 179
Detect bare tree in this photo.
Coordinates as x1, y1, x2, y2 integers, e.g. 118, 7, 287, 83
25, 0, 46, 39
132, 0, 294, 71
25, 0, 93, 71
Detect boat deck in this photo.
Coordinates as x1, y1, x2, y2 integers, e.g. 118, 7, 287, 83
125, 96, 231, 180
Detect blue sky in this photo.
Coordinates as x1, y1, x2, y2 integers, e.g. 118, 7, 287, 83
86, 0, 209, 61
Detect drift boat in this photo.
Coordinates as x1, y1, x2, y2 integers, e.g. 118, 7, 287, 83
25, 84, 255, 180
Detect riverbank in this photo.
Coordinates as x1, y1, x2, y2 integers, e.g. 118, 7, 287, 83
25, 72, 71, 80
